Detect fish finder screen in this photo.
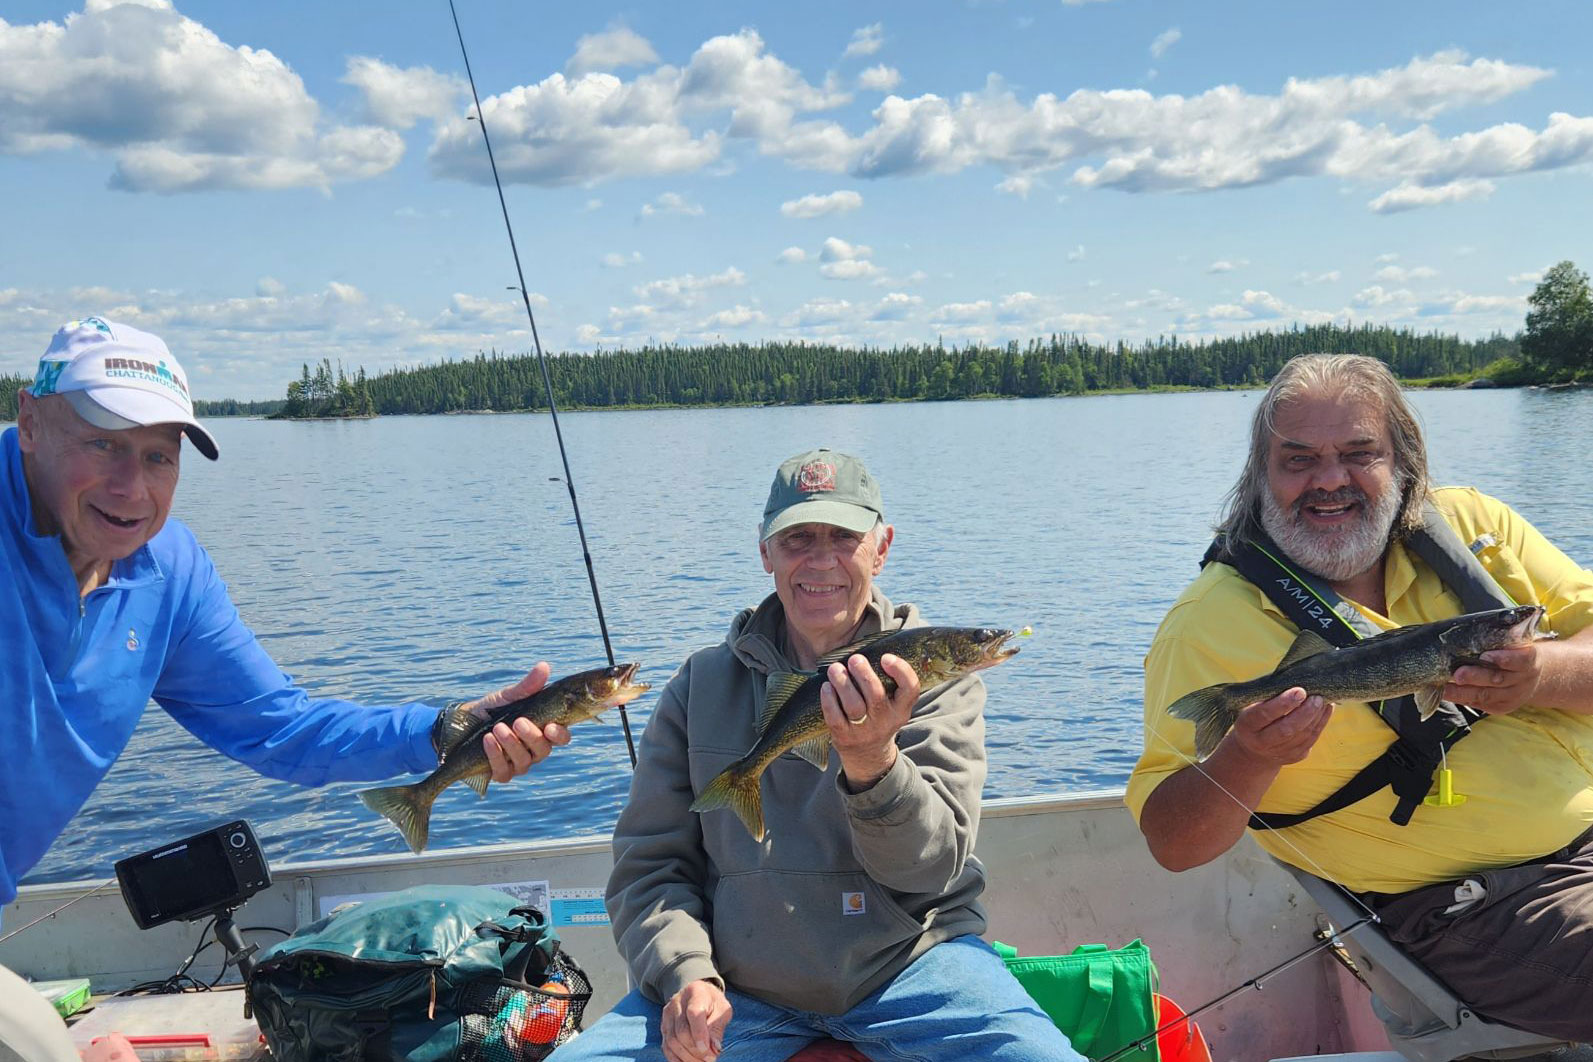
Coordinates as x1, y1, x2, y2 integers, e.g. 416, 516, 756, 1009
124, 835, 232, 923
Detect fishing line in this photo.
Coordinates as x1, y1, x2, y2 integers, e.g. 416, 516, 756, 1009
446, 0, 636, 768
1125, 708, 1389, 1044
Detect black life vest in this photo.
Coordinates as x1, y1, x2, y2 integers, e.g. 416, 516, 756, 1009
1201, 503, 1516, 830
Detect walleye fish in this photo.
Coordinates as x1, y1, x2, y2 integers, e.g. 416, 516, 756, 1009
690, 626, 1019, 841
1170, 605, 1548, 758
360, 663, 650, 853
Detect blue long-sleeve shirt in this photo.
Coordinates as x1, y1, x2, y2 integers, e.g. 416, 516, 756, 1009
1, 427, 440, 908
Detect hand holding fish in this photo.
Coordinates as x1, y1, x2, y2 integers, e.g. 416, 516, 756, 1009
823, 651, 921, 791
1224, 688, 1333, 766
458, 662, 571, 781
661, 979, 731, 1062
362, 663, 649, 852
1444, 643, 1542, 716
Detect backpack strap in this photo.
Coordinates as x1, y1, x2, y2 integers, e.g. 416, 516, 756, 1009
1202, 502, 1508, 829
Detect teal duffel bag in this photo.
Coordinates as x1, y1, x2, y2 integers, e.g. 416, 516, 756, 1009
248, 885, 591, 1062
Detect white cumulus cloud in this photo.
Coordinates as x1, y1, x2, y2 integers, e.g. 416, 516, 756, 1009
344, 58, 464, 130
859, 65, 901, 92
843, 24, 884, 60
0, 1, 404, 191
818, 236, 879, 279
777, 246, 808, 264
633, 267, 746, 307
780, 190, 863, 218
1375, 265, 1438, 282
641, 191, 706, 217
870, 292, 921, 320
702, 305, 766, 330
567, 25, 660, 76
1150, 29, 1182, 60
1368, 178, 1496, 213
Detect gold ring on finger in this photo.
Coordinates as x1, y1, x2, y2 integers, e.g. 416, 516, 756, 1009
849, 712, 869, 726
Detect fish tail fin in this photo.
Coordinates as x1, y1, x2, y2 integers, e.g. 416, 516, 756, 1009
689, 764, 766, 841
359, 781, 438, 854
1167, 685, 1240, 760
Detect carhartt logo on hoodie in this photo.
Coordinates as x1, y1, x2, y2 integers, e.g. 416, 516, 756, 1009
842, 891, 865, 915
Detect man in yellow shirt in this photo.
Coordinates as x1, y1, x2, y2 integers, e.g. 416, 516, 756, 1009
1127, 353, 1593, 1041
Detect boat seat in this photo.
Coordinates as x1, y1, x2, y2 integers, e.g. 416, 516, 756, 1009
1278, 861, 1575, 1062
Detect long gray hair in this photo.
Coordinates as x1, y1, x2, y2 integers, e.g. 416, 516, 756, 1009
1215, 354, 1432, 551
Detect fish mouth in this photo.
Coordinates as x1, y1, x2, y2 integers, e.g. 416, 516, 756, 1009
606, 662, 651, 704
972, 630, 1019, 670
1503, 605, 1546, 642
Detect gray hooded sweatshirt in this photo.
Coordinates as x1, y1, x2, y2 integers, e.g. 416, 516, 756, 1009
604, 588, 990, 1015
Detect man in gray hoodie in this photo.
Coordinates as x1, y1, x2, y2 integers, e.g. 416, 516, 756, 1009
550, 450, 1080, 1062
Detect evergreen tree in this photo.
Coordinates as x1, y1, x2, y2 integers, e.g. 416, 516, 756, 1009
1521, 261, 1593, 379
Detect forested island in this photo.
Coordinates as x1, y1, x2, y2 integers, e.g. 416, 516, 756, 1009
2, 260, 1588, 423
277, 322, 1520, 419
248, 258, 1593, 419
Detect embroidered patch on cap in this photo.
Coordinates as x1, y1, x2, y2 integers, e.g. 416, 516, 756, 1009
32, 360, 67, 396
796, 461, 837, 493
841, 891, 865, 916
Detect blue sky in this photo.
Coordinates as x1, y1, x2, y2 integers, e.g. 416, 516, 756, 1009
2, 0, 1590, 399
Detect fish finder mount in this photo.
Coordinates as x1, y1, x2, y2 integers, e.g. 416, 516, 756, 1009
115, 819, 274, 981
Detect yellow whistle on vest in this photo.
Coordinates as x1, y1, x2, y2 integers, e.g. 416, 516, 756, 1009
1423, 767, 1467, 807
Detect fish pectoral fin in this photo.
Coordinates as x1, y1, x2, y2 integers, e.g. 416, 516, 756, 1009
762, 672, 811, 729
1414, 684, 1448, 722
435, 703, 483, 759
792, 735, 832, 770
1276, 629, 1337, 670
463, 773, 491, 798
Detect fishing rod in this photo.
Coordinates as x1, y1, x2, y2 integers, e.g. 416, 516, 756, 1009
0, 878, 118, 947
1096, 913, 1378, 1062
446, 0, 636, 768
1115, 710, 1392, 1053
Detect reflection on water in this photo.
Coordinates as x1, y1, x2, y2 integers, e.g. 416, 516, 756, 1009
31, 388, 1593, 883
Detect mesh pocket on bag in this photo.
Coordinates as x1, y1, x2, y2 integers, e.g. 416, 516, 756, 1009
458, 951, 593, 1062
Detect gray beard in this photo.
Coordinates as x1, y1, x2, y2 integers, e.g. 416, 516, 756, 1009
1259, 481, 1403, 584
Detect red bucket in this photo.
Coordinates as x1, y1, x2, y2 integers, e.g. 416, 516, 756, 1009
1155, 993, 1212, 1062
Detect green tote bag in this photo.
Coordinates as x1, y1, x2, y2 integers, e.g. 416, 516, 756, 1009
992, 939, 1159, 1062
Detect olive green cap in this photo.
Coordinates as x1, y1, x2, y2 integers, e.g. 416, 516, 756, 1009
761, 448, 884, 541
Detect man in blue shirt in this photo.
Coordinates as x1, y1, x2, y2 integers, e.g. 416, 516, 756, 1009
2, 318, 567, 1060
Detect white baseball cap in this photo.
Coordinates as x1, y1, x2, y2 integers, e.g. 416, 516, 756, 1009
30, 317, 219, 460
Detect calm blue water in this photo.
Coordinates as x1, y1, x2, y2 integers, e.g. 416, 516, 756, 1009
25, 388, 1593, 883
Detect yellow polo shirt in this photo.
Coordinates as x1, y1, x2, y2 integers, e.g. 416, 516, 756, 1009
1126, 487, 1593, 894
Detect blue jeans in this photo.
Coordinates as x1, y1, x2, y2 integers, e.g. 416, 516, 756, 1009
547, 935, 1084, 1062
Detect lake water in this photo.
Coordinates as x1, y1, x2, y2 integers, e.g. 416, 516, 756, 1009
24, 387, 1593, 885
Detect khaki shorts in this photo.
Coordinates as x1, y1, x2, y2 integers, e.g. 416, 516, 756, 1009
1368, 824, 1593, 1042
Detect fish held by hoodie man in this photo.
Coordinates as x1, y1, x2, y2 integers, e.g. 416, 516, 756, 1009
1169, 605, 1549, 759
690, 626, 1019, 841
360, 663, 650, 853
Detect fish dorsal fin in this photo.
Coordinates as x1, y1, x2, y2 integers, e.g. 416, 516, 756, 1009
762, 672, 812, 731
814, 631, 889, 670
1278, 629, 1336, 670
462, 773, 491, 798
792, 735, 832, 770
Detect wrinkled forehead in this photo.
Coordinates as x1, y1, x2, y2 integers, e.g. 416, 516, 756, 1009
1268, 389, 1391, 450
42, 393, 184, 446
769, 519, 863, 538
